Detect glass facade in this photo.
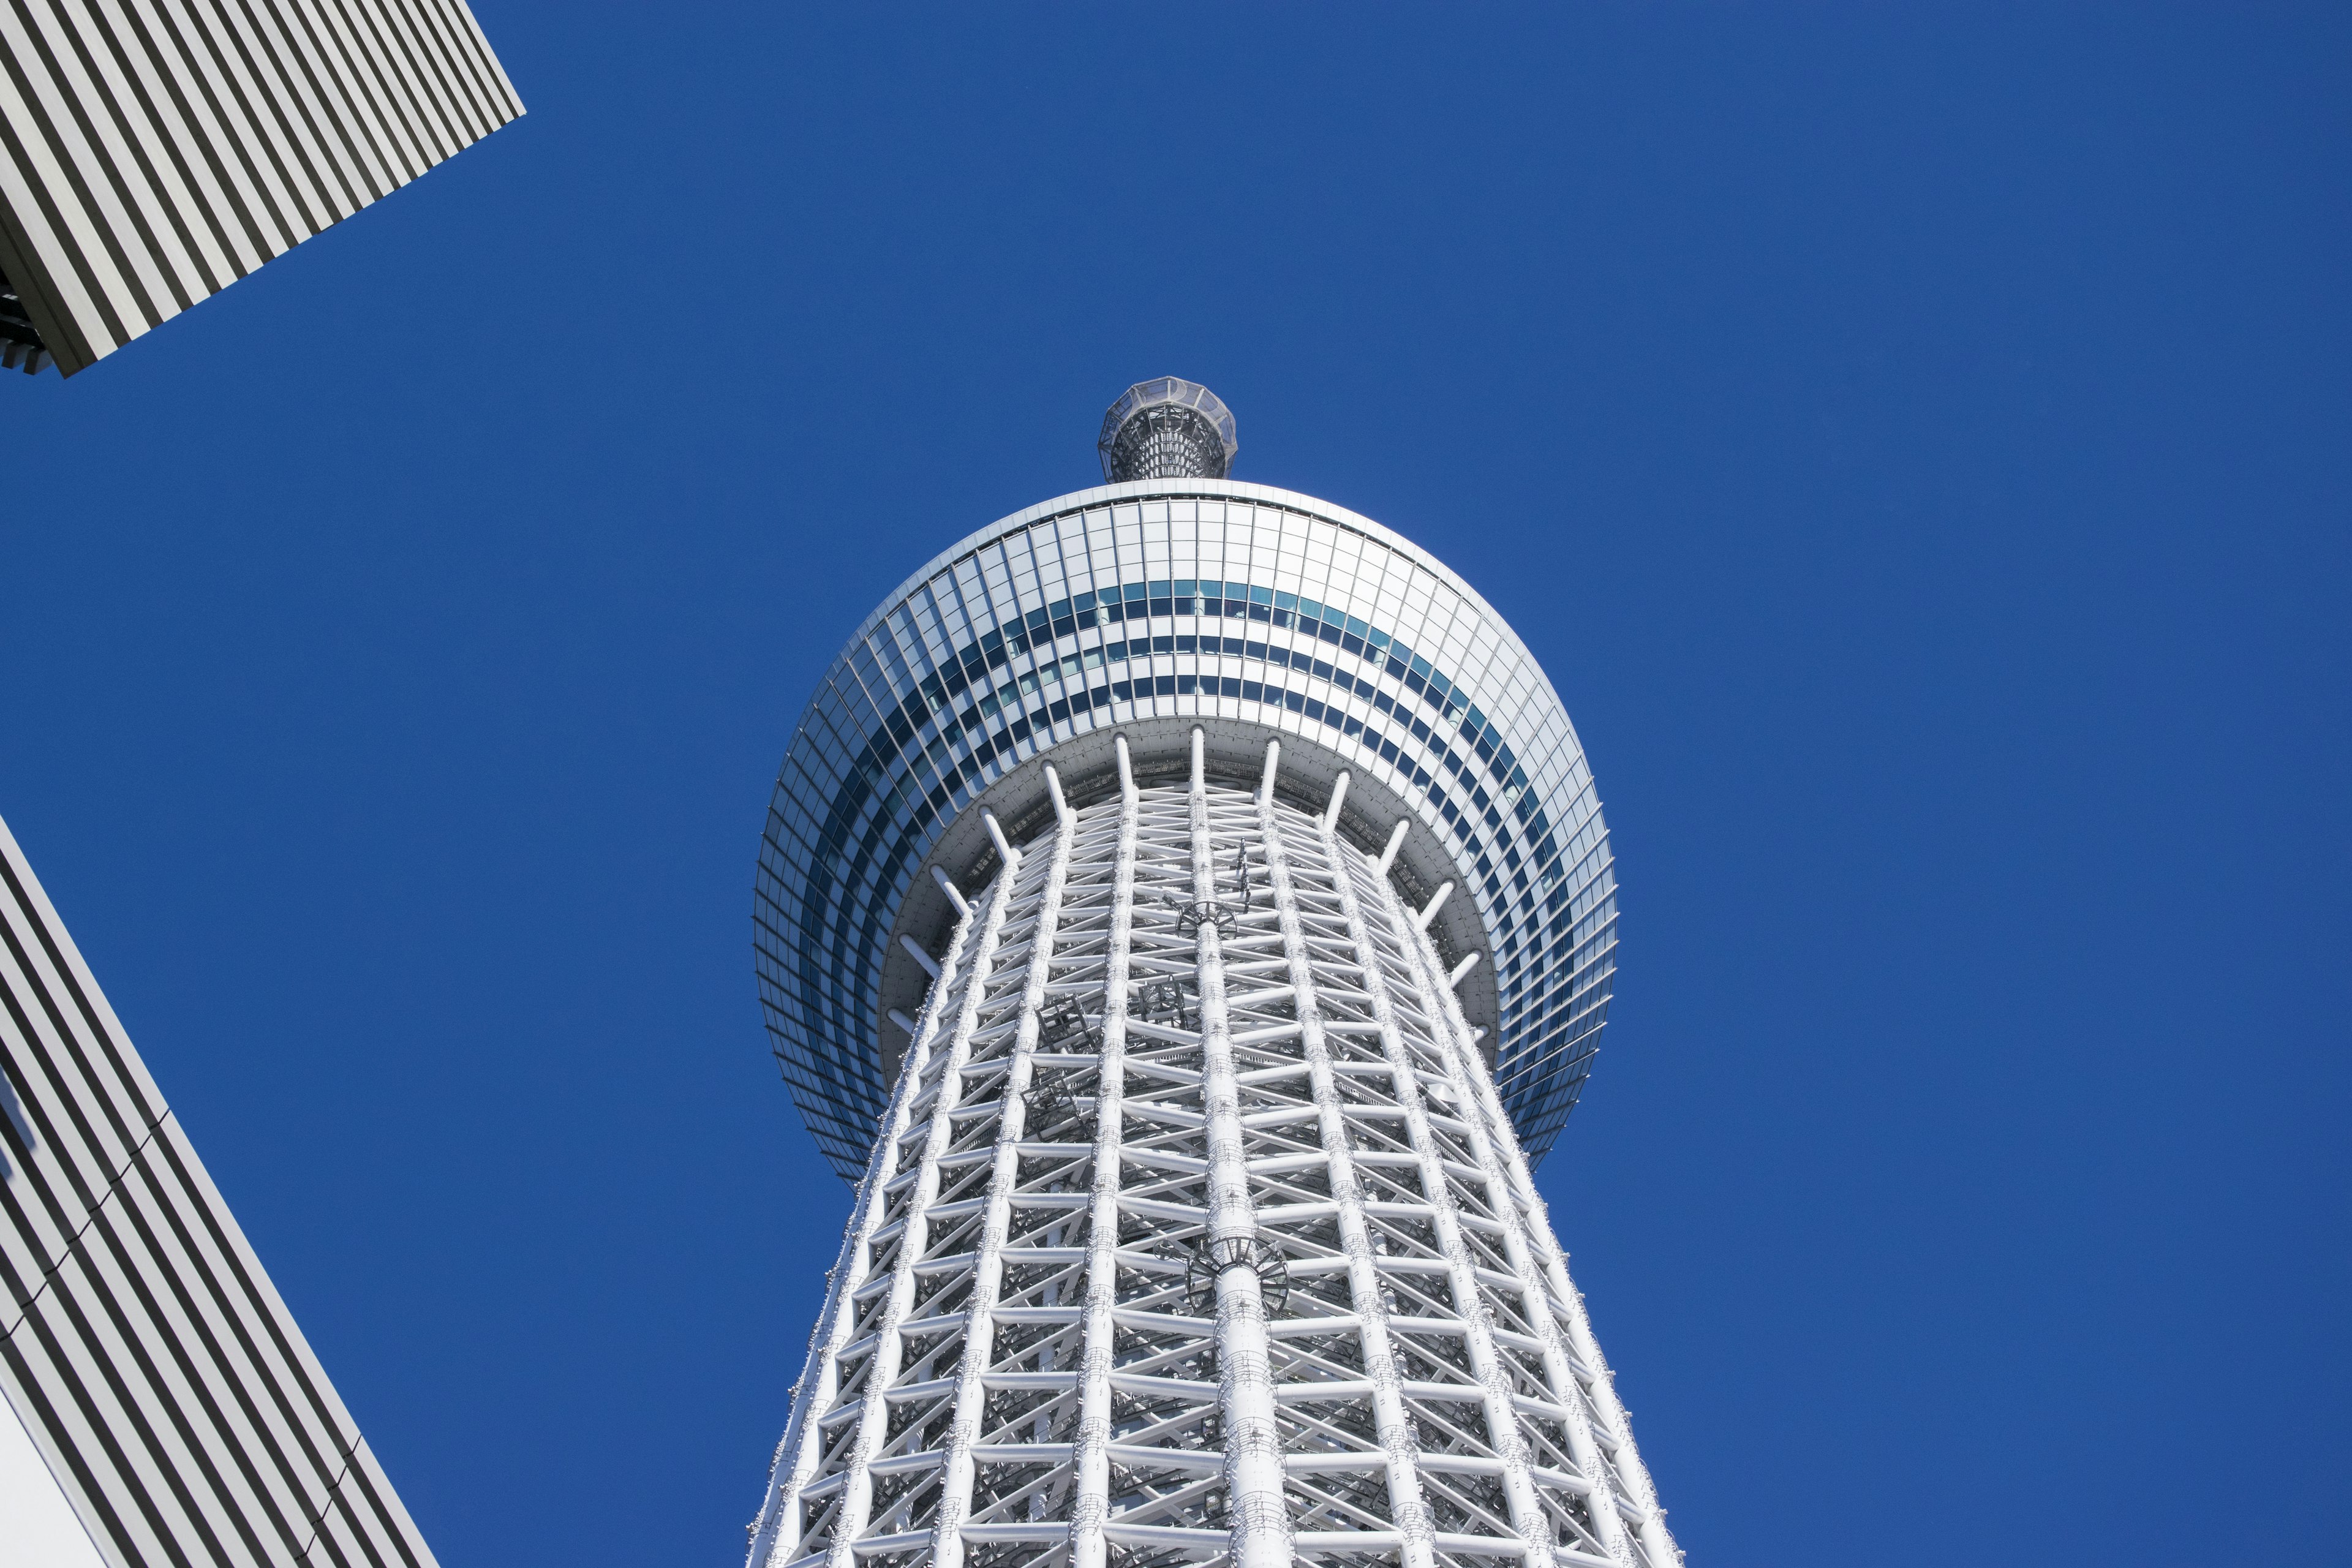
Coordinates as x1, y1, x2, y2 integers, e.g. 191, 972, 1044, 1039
756, 480, 1619, 1181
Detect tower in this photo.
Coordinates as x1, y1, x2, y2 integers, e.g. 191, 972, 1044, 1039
748, 382, 1676, 1568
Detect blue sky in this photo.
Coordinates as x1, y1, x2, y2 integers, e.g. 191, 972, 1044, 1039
2, 5, 2345, 1564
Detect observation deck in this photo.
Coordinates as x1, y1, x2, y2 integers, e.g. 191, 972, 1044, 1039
756, 453, 1619, 1182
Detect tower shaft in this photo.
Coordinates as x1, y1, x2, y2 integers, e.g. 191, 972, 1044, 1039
748, 736, 1675, 1568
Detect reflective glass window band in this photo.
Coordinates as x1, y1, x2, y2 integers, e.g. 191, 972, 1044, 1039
757, 480, 1610, 1180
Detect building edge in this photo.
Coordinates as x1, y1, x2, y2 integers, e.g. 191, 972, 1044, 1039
0, 809, 441, 1568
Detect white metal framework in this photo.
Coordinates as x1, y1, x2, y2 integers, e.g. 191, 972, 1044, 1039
747, 731, 1676, 1568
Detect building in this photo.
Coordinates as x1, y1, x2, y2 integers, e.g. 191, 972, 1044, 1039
0, 812, 441, 1568
0, 0, 521, 378
746, 382, 1678, 1568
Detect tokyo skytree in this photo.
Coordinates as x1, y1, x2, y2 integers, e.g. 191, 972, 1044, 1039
746, 380, 1679, 1568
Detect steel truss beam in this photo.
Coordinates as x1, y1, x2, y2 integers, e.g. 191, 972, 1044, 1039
748, 729, 1678, 1568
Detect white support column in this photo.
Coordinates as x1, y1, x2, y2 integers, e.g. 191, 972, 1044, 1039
749, 879, 986, 1568
1322, 769, 1349, 832
1485, 1108, 1679, 1562
1257, 756, 1436, 1568
932, 773, 1080, 1568
1191, 728, 1291, 1568
1322, 807, 1561, 1568
818, 853, 1023, 1568
1069, 736, 1139, 1568
1387, 873, 1672, 1568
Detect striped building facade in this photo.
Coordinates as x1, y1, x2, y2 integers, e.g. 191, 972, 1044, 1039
0, 810, 440, 1568
0, 0, 521, 377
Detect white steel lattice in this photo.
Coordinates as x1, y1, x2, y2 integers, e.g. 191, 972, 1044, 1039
748, 731, 1678, 1568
